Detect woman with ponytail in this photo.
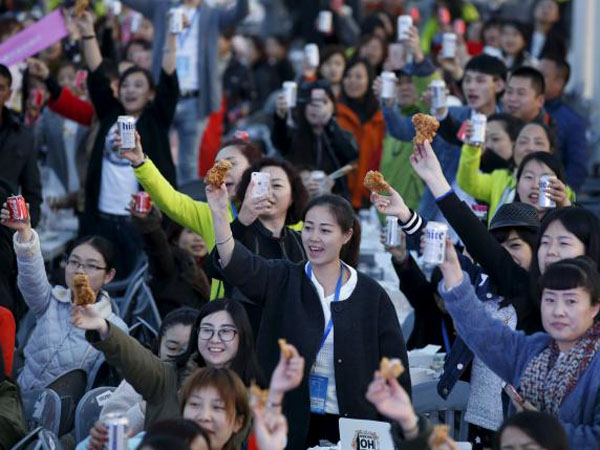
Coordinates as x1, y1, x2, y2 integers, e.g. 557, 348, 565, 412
205, 185, 411, 449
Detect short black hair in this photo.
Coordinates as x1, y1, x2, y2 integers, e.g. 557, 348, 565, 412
464, 54, 508, 81
509, 66, 546, 96
0, 64, 12, 85
101, 58, 119, 82
119, 66, 155, 92
541, 257, 600, 308
540, 52, 571, 84
516, 151, 566, 185
487, 112, 525, 141
495, 411, 569, 450
67, 235, 117, 270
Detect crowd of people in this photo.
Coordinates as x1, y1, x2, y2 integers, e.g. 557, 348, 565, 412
0, 0, 597, 449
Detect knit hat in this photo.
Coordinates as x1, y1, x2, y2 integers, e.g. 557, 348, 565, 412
489, 202, 540, 231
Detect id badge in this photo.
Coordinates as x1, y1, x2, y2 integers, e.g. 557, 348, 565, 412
176, 55, 191, 80
309, 374, 328, 415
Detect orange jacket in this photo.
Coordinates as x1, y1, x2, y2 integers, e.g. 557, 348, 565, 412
336, 103, 385, 208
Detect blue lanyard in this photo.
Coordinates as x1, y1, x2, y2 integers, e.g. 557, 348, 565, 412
230, 202, 238, 219
306, 263, 345, 351
441, 320, 451, 354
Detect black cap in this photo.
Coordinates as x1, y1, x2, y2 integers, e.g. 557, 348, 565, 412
489, 202, 540, 231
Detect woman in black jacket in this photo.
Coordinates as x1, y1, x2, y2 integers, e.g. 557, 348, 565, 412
272, 79, 358, 198
75, 11, 178, 279
205, 186, 410, 450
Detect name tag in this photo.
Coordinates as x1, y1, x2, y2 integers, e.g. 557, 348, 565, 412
176, 55, 191, 80
309, 374, 328, 415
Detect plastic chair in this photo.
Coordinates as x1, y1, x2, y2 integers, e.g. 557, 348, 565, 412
129, 316, 159, 350
21, 389, 62, 436
46, 369, 88, 436
11, 427, 64, 450
413, 380, 470, 441
104, 255, 148, 299
132, 283, 162, 331
74, 386, 116, 443
119, 275, 145, 325
402, 310, 415, 342
87, 359, 123, 390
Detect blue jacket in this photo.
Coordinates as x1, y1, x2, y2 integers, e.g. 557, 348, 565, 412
545, 97, 588, 193
439, 274, 600, 449
122, 0, 249, 119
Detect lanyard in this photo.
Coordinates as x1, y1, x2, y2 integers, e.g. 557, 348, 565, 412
230, 202, 238, 220
306, 263, 345, 351
441, 320, 451, 354
177, 9, 197, 48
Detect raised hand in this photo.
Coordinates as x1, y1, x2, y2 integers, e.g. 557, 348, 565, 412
547, 177, 571, 207
114, 131, 145, 166
370, 186, 411, 222
205, 182, 231, 220
380, 229, 407, 262
73, 10, 95, 37
269, 343, 305, 396
253, 405, 288, 450
366, 371, 418, 432
1, 203, 31, 232
275, 94, 288, 119
405, 26, 424, 63
439, 238, 463, 290
27, 58, 50, 80
70, 305, 109, 337
238, 178, 273, 226
410, 140, 444, 185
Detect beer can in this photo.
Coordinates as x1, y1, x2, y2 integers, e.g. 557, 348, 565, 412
470, 113, 487, 145
397, 15, 412, 41
539, 175, 557, 208
423, 221, 448, 266
441, 33, 457, 59
251, 172, 271, 198
117, 116, 136, 151
385, 216, 399, 247
130, 12, 141, 33
310, 170, 327, 195
381, 71, 397, 99
304, 43, 320, 68
282, 81, 297, 108
103, 413, 129, 450
317, 10, 333, 34
133, 192, 151, 213
429, 80, 446, 110
169, 7, 184, 34
6, 195, 29, 221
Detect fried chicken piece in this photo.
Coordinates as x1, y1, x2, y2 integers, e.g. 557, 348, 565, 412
72, 274, 96, 305
364, 170, 390, 193
205, 160, 233, 187
412, 113, 440, 144
250, 381, 270, 408
278, 338, 292, 359
380, 357, 405, 379
428, 424, 450, 448
74, 0, 89, 18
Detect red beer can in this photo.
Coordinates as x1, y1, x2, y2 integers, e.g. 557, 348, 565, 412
133, 192, 151, 213
7, 195, 29, 220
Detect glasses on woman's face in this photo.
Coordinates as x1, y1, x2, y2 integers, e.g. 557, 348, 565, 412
198, 326, 238, 342
66, 259, 107, 272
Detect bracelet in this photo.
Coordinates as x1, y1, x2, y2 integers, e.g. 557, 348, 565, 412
132, 155, 147, 169
402, 418, 419, 436
81, 35, 96, 40
266, 401, 282, 409
215, 234, 233, 245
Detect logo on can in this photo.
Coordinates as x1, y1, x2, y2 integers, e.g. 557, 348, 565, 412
385, 216, 399, 247
282, 81, 297, 108
7, 195, 28, 221
429, 80, 446, 110
103, 413, 129, 450
539, 175, 557, 208
133, 192, 151, 213
470, 113, 487, 145
380, 72, 397, 99
117, 116, 136, 151
441, 33, 457, 59
317, 10, 333, 34
304, 44, 320, 68
397, 15, 412, 41
423, 221, 448, 266
170, 8, 184, 34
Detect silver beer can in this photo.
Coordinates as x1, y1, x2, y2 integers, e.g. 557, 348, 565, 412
385, 216, 399, 247
397, 15, 412, 41
429, 80, 446, 110
117, 115, 136, 151
169, 8, 184, 34
441, 33, 457, 59
317, 11, 333, 34
381, 71, 397, 99
304, 44, 320, 68
103, 413, 129, 450
470, 113, 487, 145
539, 175, 557, 208
423, 221, 448, 266
282, 81, 297, 108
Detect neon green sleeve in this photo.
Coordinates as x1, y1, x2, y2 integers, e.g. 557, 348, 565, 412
456, 144, 493, 203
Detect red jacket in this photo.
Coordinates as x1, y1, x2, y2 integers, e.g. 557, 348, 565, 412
0, 307, 15, 377
47, 87, 95, 127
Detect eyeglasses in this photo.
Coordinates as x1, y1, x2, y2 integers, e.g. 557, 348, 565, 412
198, 327, 238, 342
66, 259, 107, 272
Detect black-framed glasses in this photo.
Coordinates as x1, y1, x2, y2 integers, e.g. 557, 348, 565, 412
66, 259, 107, 272
198, 327, 238, 342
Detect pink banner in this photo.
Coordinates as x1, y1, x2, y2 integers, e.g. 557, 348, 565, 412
0, 10, 68, 66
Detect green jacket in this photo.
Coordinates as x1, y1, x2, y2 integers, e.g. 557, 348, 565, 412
0, 380, 27, 450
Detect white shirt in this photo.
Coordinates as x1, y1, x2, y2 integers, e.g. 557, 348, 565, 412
176, 6, 200, 91
306, 262, 358, 415
530, 31, 546, 59
98, 121, 139, 215
62, 119, 80, 192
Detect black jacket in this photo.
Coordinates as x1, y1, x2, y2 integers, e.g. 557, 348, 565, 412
216, 242, 411, 450
84, 67, 178, 218
0, 107, 42, 226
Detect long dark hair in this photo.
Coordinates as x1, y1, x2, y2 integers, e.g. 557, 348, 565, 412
303, 195, 361, 267
495, 411, 569, 450
236, 157, 308, 225
514, 151, 567, 203
176, 298, 263, 386
67, 235, 116, 270
141, 418, 212, 450
339, 57, 380, 123
153, 307, 199, 355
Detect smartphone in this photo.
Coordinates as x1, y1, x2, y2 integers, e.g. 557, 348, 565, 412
251, 172, 271, 198
503, 383, 525, 407
74, 70, 88, 91
388, 43, 405, 70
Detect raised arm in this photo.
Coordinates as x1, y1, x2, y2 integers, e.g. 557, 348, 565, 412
75, 11, 102, 72
456, 143, 493, 202
162, 24, 177, 75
